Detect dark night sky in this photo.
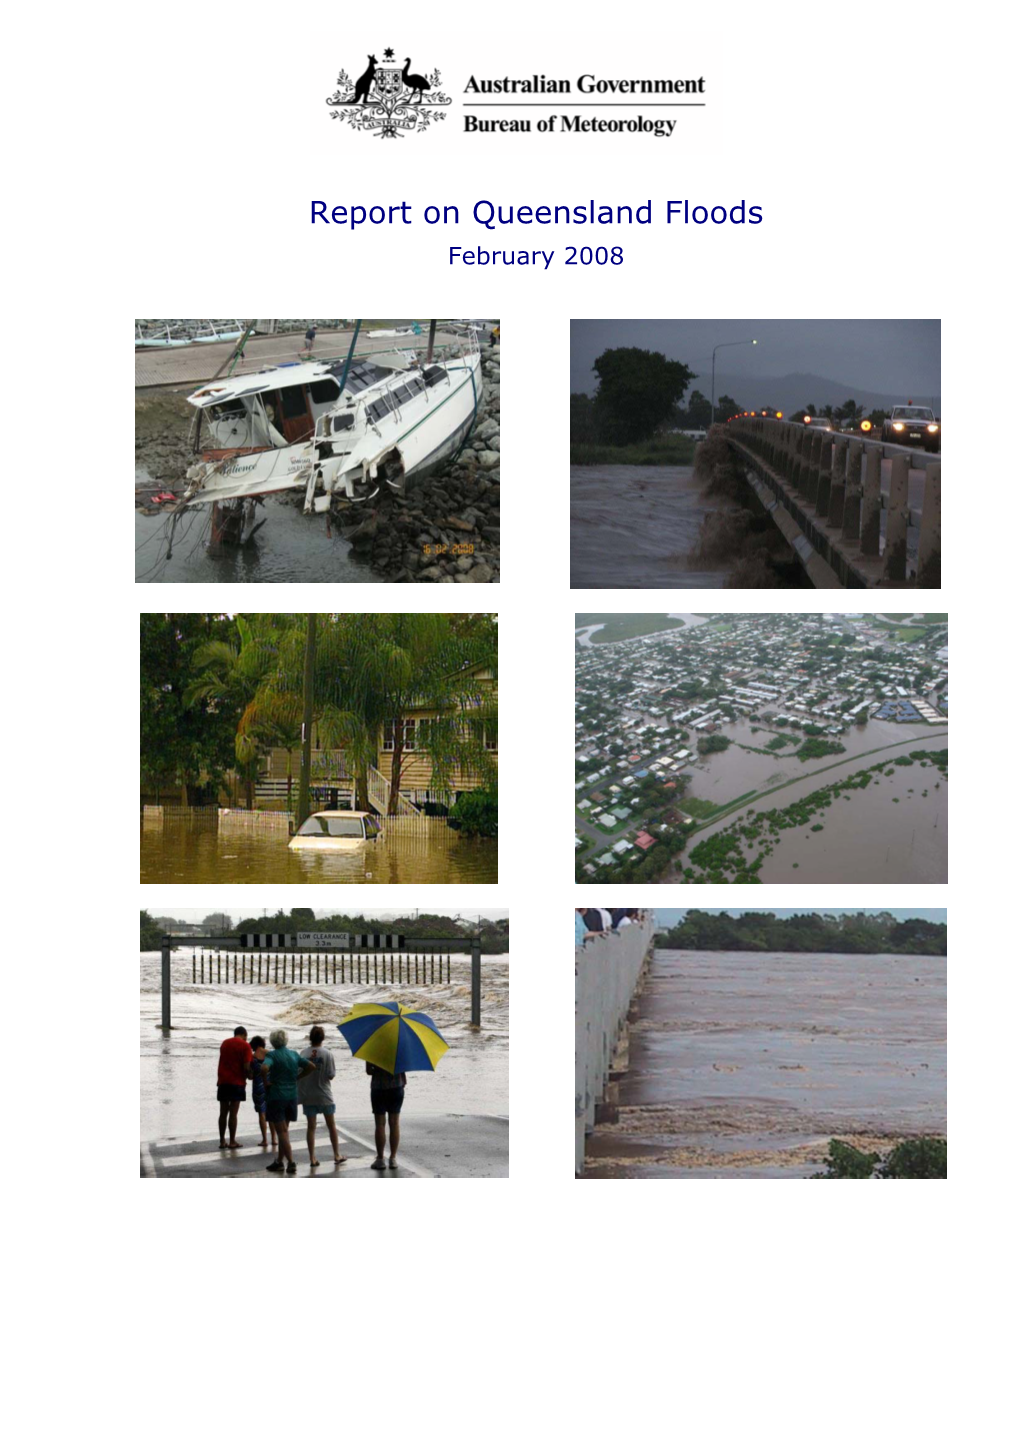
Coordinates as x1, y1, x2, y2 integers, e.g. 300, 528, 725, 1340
570, 319, 941, 397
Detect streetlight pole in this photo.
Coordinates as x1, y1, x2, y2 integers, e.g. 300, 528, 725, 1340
711, 338, 757, 427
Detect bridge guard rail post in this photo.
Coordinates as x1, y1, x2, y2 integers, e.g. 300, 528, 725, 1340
842, 441, 863, 543
861, 447, 882, 555
815, 437, 834, 516
828, 438, 848, 529
884, 455, 910, 581
804, 430, 822, 506
916, 463, 941, 587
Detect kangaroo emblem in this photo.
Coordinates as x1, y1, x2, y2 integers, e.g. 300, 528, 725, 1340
350, 55, 377, 104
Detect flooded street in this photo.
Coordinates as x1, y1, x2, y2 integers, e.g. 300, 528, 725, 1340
571, 466, 729, 587
586, 949, 946, 1178
140, 951, 509, 1141
135, 477, 382, 583
140, 818, 498, 883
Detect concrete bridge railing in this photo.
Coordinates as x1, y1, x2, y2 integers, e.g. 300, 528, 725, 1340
723, 418, 941, 588
575, 918, 654, 1174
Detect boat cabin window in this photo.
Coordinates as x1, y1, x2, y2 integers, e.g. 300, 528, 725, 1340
423, 366, 448, 387
309, 379, 341, 405
332, 360, 394, 395
280, 384, 309, 419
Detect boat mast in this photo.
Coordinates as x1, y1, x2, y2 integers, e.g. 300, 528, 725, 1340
335, 320, 362, 396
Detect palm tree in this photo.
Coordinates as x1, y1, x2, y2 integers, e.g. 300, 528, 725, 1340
223, 614, 497, 820
185, 614, 302, 808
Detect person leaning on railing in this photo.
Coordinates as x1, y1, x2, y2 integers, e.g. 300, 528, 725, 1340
576, 908, 607, 947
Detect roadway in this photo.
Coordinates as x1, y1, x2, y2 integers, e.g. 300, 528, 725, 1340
141, 1114, 509, 1178
135, 326, 467, 390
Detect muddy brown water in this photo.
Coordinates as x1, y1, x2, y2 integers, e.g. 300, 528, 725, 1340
140, 818, 497, 884
140, 951, 508, 1140
571, 467, 729, 587
682, 725, 948, 883
585, 948, 946, 1179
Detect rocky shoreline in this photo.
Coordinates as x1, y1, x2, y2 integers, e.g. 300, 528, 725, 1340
134, 341, 500, 583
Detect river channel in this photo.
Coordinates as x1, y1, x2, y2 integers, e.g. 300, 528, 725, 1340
571, 467, 729, 587
585, 948, 946, 1178
140, 817, 497, 884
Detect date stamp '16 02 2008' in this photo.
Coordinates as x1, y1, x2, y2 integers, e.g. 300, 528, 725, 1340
423, 543, 475, 557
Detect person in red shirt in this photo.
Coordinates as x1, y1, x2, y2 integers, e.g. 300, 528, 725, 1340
217, 1027, 254, 1149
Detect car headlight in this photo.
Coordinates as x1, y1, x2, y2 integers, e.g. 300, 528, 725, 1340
927, 424, 939, 433
893, 422, 905, 431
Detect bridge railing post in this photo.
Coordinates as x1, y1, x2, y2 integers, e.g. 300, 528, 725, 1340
884, 454, 910, 581
860, 446, 882, 555
804, 431, 822, 506
828, 438, 848, 528
815, 437, 834, 516
917, 462, 941, 587
842, 441, 863, 542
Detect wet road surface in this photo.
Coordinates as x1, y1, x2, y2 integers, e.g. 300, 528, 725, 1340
140, 950, 509, 1176
585, 949, 946, 1178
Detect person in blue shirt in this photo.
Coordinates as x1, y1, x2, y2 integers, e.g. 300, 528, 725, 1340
576, 908, 604, 946
249, 1036, 277, 1151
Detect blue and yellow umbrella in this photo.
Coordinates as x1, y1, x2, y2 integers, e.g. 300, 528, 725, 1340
337, 1002, 449, 1073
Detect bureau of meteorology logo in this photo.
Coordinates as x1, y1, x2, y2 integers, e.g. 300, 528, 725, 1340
326, 46, 451, 138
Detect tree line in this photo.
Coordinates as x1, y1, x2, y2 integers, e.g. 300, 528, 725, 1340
658, 909, 947, 955
141, 909, 509, 954
140, 613, 497, 819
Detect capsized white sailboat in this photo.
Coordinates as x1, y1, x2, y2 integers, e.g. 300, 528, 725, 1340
172, 325, 483, 545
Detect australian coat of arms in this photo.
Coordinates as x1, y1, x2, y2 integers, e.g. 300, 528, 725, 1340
327, 48, 451, 138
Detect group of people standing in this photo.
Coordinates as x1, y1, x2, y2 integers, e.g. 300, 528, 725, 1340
216, 1026, 406, 1173
575, 907, 642, 946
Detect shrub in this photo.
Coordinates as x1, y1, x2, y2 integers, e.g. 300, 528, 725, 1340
814, 1140, 881, 1178
447, 789, 498, 838
880, 1138, 947, 1179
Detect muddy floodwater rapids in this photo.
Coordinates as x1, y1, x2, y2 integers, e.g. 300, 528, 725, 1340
571, 466, 728, 587
140, 951, 509, 1140
585, 949, 946, 1179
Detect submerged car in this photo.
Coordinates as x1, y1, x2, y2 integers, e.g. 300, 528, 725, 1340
288, 811, 384, 850
881, 405, 941, 453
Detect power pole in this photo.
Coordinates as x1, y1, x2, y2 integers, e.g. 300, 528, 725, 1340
297, 613, 317, 826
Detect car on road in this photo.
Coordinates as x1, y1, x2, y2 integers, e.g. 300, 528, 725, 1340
881, 405, 940, 453
288, 810, 384, 851
802, 415, 835, 430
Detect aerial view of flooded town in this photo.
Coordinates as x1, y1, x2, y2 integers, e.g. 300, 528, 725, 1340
575, 612, 948, 883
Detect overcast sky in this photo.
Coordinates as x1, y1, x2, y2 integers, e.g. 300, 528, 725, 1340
570, 319, 940, 396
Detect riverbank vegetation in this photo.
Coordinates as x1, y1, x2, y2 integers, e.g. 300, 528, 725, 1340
682, 748, 948, 881
657, 908, 947, 955
814, 1137, 947, 1178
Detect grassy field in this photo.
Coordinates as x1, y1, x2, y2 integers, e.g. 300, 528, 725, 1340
575, 614, 688, 645
570, 436, 697, 466
682, 792, 757, 820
